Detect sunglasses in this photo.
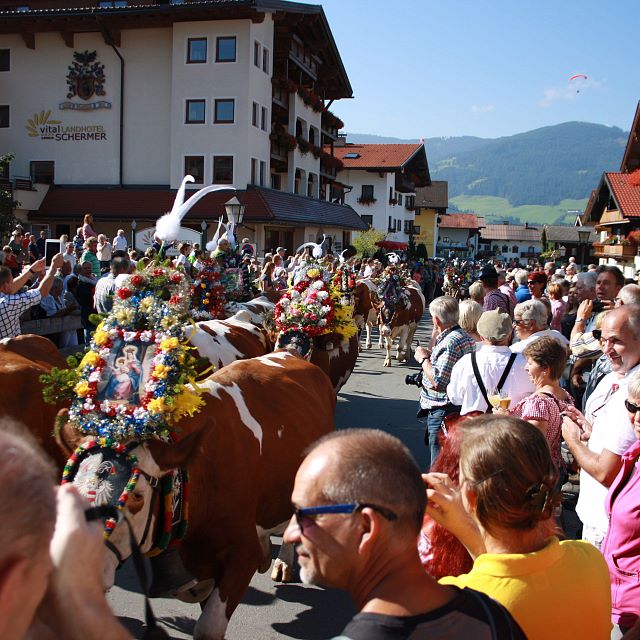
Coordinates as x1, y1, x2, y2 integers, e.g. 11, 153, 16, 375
592, 329, 602, 341
513, 319, 528, 326
293, 502, 397, 533
625, 399, 640, 414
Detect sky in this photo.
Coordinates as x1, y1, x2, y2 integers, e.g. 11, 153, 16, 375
297, 0, 639, 140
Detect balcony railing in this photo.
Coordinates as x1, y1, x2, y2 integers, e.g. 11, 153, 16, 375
593, 243, 637, 258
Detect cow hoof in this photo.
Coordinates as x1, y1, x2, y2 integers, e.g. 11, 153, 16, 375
365, 343, 372, 349
383, 361, 391, 367
271, 558, 293, 582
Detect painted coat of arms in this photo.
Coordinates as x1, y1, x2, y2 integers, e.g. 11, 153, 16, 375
66, 50, 106, 100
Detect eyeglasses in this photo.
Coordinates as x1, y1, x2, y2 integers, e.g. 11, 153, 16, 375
293, 502, 398, 533
625, 399, 640, 414
513, 319, 527, 326
527, 281, 540, 287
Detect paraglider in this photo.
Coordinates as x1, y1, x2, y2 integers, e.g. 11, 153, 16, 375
569, 73, 588, 93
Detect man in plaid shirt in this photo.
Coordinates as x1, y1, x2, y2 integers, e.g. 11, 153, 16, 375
415, 296, 475, 469
0, 253, 65, 339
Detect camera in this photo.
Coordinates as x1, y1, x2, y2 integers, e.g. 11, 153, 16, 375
592, 299, 605, 313
405, 371, 424, 387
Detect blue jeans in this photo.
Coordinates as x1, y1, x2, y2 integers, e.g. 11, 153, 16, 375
424, 406, 446, 470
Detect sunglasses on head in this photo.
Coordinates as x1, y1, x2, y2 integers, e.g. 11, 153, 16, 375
625, 399, 640, 414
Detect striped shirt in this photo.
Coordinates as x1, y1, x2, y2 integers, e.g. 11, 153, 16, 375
0, 289, 42, 339
420, 325, 475, 409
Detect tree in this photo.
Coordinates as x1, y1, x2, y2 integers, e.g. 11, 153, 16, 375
416, 243, 428, 261
352, 227, 386, 258
0, 153, 17, 245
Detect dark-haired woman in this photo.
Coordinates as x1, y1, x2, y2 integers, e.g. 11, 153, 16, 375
426, 415, 611, 639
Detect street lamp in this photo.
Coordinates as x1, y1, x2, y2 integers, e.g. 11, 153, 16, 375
224, 196, 245, 227
578, 228, 591, 266
200, 220, 207, 248
131, 219, 137, 251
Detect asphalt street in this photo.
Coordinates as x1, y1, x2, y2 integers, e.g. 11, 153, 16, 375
107, 315, 434, 639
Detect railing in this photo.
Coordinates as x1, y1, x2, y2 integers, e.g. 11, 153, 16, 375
593, 243, 637, 258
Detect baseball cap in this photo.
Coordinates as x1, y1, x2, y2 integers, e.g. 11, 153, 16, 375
479, 264, 498, 281
477, 309, 512, 341
276, 246, 286, 253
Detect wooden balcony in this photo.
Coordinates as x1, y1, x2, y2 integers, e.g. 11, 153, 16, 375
593, 243, 637, 259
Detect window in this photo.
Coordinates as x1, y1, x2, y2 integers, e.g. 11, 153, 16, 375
271, 173, 281, 190
502, 245, 508, 253
309, 126, 316, 146
260, 160, 266, 186
512, 245, 518, 253
250, 158, 258, 185
413, 225, 421, 234
442, 236, 449, 243
262, 47, 269, 73
0, 105, 9, 128
0, 50, 9, 72
0, 160, 9, 179
216, 36, 236, 62
307, 172, 316, 197
260, 106, 268, 131
213, 156, 233, 184
184, 156, 204, 183
252, 102, 259, 127
388, 216, 394, 232
214, 98, 234, 124
404, 220, 411, 233
16, 5, 29, 11
253, 41, 261, 68
361, 185, 374, 200
528, 246, 535, 254
97, 1, 127, 6
185, 99, 205, 124
187, 38, 207, 64
361, 214, 373, 228
397, 194, 403, 206
30, 161, 54, 184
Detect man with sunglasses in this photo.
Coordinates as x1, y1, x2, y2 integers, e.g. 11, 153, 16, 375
563, 304, 640, 550
283, 429, 525, 639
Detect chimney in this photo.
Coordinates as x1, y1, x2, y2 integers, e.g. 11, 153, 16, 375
525, 222, 529, 229
334, 133, 347, 147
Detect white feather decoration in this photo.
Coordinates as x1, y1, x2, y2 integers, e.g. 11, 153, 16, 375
296, 234, 326, 259
206, 217, 224, 252
155, 180, 235, 243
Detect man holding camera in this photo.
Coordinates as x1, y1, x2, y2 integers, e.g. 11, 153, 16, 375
415, 296, 475, 469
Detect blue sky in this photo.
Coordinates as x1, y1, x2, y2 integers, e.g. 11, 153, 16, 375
298, 0, 639, 139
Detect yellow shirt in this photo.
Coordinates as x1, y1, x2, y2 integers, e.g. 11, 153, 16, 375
440, 537, 611, 639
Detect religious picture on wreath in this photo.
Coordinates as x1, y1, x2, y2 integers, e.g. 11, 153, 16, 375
96, 340, 154, 406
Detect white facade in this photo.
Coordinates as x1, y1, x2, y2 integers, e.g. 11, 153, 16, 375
340, 169, 415, 243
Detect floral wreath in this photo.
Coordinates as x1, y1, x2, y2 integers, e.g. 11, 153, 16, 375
49, 263, 205, 441
191, 258, 227, 321
444, 265, 466, 288
275, 264, 357, 341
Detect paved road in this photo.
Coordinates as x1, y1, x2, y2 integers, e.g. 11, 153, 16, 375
108, 315, 434, 639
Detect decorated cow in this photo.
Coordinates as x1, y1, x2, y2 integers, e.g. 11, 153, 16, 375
374, 268, 425, 366
58, 350, 335, 640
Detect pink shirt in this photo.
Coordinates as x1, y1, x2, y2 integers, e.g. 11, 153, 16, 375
511, 393, 574, 470
82, 222, 97, 240
604, 439, 640, 627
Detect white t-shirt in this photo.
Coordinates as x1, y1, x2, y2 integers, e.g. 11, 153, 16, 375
112, 235, 128, 252
447, 345, 535, 414
510, 328, 569, 353
575, 364, 640, 533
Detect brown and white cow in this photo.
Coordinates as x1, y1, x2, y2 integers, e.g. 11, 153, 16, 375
59, 351, 335, 640
188, 309, 273, 370
376, 282, 425, 367
353, 279, 380, 350
0, 334, 69, 467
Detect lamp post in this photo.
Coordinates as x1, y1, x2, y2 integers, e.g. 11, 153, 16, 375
131, 219, 137, 251
200, 220, 207, 248
578, 228, 591, 267
224, 196, 245, 229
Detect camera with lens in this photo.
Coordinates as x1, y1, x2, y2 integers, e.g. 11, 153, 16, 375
405, 371, 424, 387
592, 299, 605, 313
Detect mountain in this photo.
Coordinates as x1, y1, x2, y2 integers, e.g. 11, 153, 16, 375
346, 122, 627, 224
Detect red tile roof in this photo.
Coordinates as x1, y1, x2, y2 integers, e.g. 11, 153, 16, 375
439, 213, 481, 230
607, 171, 640, 217
32, 185, 369, 230
330, 143, 423, 169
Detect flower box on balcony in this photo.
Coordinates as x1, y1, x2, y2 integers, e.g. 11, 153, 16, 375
389, 198, 397, 206
602, 244, 636, 257
357, 197, 377, 206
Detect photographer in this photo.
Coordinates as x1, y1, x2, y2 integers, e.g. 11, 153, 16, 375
0, 423, 131, 640
415, 296, 475, 469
